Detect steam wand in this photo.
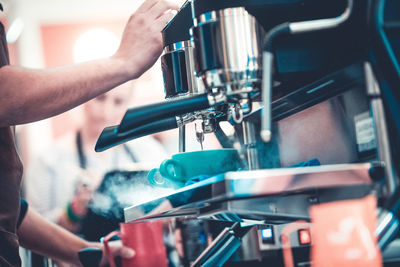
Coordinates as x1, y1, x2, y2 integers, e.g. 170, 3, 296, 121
376, 186, 400, 251
195, 123, 204, 150
191, 223, 252, 267
261, 0, 354, 142
179, 124, 186, 152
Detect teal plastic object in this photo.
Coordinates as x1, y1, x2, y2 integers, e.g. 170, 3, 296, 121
148, 149, 242, 188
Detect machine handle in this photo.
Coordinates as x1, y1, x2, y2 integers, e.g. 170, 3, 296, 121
191, 223, 251, 267
102, 231, 122, 267
95, 117, 178, 152
159, 159, 184, 180
117, 93, 212, 133
78, 247, 103, 267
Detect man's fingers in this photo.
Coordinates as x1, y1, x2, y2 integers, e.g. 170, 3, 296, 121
154, 11, 176, 31
137, 0, 159, 13
109, 240, 135, 258
148, 0, 180, 20
120, 247, 135, 258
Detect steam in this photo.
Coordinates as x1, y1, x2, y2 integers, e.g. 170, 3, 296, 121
89, 171, 173, 219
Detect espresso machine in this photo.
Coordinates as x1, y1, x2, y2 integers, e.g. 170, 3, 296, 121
95, 0, 400, 265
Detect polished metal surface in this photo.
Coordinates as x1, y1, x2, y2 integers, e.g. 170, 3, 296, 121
262, 0, 354, 142
206, 91, 227, 106
202, 118, 216, 134
193, 7, 264, 94
164, 40, 191, 53
176, 113, 196, 127
191, 222, 248, 267
243, 120, 259, 170
289, 0, 353, 33
195, 122, 204, 150
202, 70, 259, 95
165, 40, 201, 96
163, 40, 198, 98
364, 62, 397, 195
179, 125, 186, 152
237, 227, 262, 262
376, 210, 400, 250
198, 10, 218, 24
365, 62, 381, 96
261, 51, 273, 142
185, 40, 201, 95
124, 163, 373, 223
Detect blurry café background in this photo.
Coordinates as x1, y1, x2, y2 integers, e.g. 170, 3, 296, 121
0, 0, 216, 164
3, 0, 400, 266
0, 0, 217, 265
1, 0, 219, 205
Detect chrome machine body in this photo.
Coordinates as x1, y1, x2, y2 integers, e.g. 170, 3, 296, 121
192, 7, 264, 95
95, 0, 400, 266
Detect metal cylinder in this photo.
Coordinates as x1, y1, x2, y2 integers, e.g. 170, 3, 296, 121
192, 7, 264, 94
161, 40, 199, 99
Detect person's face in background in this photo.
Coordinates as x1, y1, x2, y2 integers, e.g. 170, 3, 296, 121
82, 81, 133, 139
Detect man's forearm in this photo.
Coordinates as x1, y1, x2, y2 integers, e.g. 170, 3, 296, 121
17, 207, 97, 266
17, 207, 134, 266
0, 57, 133, 127
0, 0, 180, 127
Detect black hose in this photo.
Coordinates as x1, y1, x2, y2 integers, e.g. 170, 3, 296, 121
95, 117, 178, 152
117, 93, 210, 133
214, 122, 235, 149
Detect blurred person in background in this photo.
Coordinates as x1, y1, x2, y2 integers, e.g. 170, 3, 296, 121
25, 81, 167, 233
0, 0, 179, 265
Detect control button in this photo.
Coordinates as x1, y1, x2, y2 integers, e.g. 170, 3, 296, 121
261, 228, 273, 239
260, 227, 274, 244
298, 229, 311, 245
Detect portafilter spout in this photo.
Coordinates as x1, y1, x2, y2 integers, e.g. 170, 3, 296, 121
95, 117, 180, 152
117, 92, 226, 134
261, 0, 354, 142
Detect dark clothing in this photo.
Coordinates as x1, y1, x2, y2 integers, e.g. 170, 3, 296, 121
18, 199, 28, 229
0, 22, 24, 267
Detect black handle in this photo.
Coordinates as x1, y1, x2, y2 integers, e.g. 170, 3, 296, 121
95, 117, 178, 152
78, 247, 103, 267
214, 119, 235, 148
117, 93, 210, 133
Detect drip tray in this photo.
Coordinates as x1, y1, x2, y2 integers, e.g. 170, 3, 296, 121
124, 163, 374, 224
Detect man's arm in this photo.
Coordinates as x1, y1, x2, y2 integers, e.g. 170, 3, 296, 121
0, 0, 178, 127
17, 207, 134, 266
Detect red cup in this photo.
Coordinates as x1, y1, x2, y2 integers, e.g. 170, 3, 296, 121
282, 196, 382, 267
103, 221, 167, 267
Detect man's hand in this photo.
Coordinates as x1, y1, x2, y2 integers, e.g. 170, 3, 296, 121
98, 240, 135, 267
114, 0, 180, 79
18, 207, 136, 267
0, 0, 179, 127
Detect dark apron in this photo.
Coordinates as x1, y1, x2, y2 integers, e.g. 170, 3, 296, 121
0, 21, 24, 267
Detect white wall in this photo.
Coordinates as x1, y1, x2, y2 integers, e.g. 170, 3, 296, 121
2, 0, 146, 162
7, 0, 144, 67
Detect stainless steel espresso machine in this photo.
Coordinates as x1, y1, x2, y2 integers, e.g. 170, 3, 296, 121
95, 0, 400, 266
